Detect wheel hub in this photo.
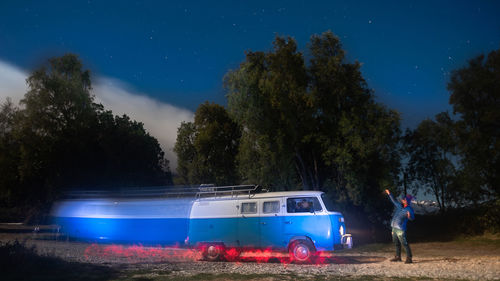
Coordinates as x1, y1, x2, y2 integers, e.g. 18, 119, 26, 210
207, 245, 220, 257
294, 245, 310, 260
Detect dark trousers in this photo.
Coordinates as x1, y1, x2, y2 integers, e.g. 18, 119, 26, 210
392, 227, 412, 258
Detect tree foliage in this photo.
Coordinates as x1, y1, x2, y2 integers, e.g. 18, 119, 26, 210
404, 112, 458, 211
224, 31, 401, 216
447, 49, 500, 199
174, 102, 241, 186
0, 54, 172, 209
404, 48, 500, 209
0, 99, 20, 205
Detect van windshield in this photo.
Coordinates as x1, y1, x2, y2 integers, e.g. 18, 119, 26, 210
321, 194, 336, 212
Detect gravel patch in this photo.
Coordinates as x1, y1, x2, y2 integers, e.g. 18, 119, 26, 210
1, 232, 499, 280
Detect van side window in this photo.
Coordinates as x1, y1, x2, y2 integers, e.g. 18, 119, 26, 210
263, 201, 280, 214
287, 197, 322, 213
241, 202, 257, 214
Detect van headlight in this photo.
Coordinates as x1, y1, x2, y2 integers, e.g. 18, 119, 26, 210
339, 225, 345, 236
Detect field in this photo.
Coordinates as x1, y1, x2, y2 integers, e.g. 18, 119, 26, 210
0, 224, 499, 281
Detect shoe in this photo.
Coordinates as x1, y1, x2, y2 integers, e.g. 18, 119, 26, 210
389, 256, 401, 262
405, 257, 412, 264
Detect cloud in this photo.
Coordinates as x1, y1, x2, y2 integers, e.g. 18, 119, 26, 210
0, 59, 193, 172
0, 60, 29, 104
93, 78, 193, 171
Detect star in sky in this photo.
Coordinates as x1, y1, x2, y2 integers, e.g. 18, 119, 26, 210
0, 0, 499, 129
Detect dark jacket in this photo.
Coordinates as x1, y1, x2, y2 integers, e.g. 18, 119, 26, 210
388, 193, 415, 231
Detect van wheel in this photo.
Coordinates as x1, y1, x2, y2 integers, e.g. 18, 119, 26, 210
202, 244, 225, 261
289, 239, 314, 263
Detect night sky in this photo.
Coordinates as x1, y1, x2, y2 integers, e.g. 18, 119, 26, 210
1, 0, 499, 131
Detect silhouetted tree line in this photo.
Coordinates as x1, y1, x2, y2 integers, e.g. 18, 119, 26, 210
403, 49, 499, 212
1, 32, 498, 233
175, 31, 499, 231
0, 54, 172, 217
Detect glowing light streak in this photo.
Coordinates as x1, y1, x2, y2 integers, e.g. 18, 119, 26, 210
83, 244, 344, 265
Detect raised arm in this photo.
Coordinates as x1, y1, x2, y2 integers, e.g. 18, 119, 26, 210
385, 189, 400, 208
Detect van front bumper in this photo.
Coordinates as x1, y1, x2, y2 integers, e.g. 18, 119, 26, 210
332, 234, 353, 250
341, 234, 353, 249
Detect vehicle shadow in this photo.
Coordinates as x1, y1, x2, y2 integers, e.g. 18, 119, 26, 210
231, 254, 386, 265
315, 255, 386, 264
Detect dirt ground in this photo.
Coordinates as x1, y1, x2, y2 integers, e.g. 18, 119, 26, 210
1, 224, 499, 280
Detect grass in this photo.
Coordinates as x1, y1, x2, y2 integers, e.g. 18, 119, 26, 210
452, 232, 500, 245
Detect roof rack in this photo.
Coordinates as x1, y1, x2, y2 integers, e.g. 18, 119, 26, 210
196, 184, 259, 199
62, 185, 261, 199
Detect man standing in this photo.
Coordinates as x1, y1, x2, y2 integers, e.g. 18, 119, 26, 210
385, 189, 415, 264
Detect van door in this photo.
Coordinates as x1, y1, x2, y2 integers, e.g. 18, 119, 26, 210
237, 201, 260, 247
259, 198, 285, 249
283, 197, 325, 244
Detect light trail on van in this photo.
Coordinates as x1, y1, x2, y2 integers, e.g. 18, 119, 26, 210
52, 186, 353, 263
52, 197, 193, 244
82, 243, 349, 265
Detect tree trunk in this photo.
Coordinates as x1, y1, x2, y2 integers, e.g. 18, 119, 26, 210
295, 151, 311, 190
312, 154, 320, 190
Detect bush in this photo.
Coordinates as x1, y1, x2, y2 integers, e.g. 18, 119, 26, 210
0, 240, 116, 281
406, 199, 500, 242
0, 240, 39, 272
476, 199, 500, 234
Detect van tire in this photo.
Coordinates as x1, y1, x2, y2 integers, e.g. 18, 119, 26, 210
289, 239, 315, 263
202, 244, 225, 261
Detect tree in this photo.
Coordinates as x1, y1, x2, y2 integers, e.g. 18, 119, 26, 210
224, 31, 401, 216
13, 54, 98, 202
0, 99, 21, 205
308, 32, 401, 211
0, 54, 172, 211
94, 111, 172, 188
405, 112, 458, 211
447, 49, 500, 199
173, 121, 196, 185
225, 37, 309, 190
174, 102, 241, 185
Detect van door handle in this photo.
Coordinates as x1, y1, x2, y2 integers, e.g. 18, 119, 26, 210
284, 221, 292, 224
260, 222, 267, 225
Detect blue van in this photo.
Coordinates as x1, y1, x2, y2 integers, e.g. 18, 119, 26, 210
51, 186, 352, 262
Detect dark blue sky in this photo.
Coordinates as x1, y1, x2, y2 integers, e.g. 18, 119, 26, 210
1, 0, 499, 128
